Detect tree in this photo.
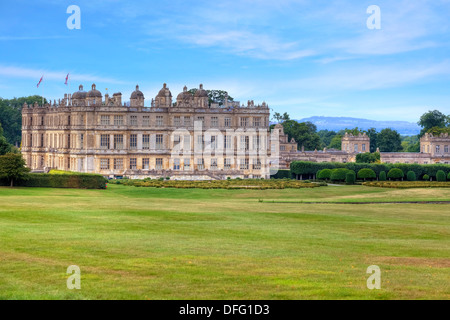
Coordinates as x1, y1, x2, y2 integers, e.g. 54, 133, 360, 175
357, 168, 376, 181
418, 110, 449, 137
317, 130, 337, 149
387, 168, 404, 181
377, 128, 402, 152
281, 120, 320, 151
356, 152, 380, 163
436, 170, 446, 182
407, 171, 416, 181
330, 168, 350, 182
0, 153, 30, 187
379, 171, 386, 181
273, 112, 290, 123
366, 128, 378, 153
346, 171, 356, 185
328, 135, 342, 150
317, 169, 332, 180
187, 89, 233, 106
0, 122, 12, 155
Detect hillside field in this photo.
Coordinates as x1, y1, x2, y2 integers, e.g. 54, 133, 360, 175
0, 184, 449, 299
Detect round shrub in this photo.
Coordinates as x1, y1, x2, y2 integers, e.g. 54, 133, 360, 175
317, 169, 332, 180
436, 170, 446, 182
387, 168, 404, 180
448, 172, 450, 180
357, 168, 376, 181
379, 171, 386, 181
346, 171, 356, 185
330, 168, 349, 182
423, 174, 430, 181
407, 171, 416, 181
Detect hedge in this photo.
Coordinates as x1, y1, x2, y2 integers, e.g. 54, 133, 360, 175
0, 173, 107, 189
271, 169, 292, 179
387, 168, 404, 180
357, 168, 376, 181
317, 169, 332, 180
363, 181, 450, 188
436, 170, 446, 182
346, 171, 356, 185
379, 171, 386, 181
331, 168, 351, 182
290, 161, 450, 180
407, 171, 416, 181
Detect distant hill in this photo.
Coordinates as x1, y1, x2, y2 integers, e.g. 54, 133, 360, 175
296, 116, 421, 135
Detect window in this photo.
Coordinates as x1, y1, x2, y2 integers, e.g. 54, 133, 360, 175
210, 136, 217, 150
80, 134, 84, 148
100, 159, 110, 170
354, 144, 358, 152
41, 116, 45, 126
253, 159, 261, 170
184, 135, 191, 151
436, 145, 440, 153
173, 135, 181, 149
197, 135, 204, 149
240, 117, 248, 127
362, 144, 366, 152
224, 158, 231, 170
196, 116, 205, 126
156, 116, 164, 126
253, 118, 260, 127
184, 116, 191, 126
41, 134, 45, 147
114, 115, 124, 126
173, 158, 180, 170
142, 158, 150, 170
130, 115, 137, 126
240, 136, 249, 150
114, 135, 123, 149
240, 158, 249, 170
130, 158, 137, 169
67, 115, 71, 126
156, 134, 163, 149
224, 136, 232, 149
130, 134, 137, 149
210, 158, 217, 170
445, 145, 449, 153
280, 145, 286, 151
67, 134, 70, 148
114, 159, 123, 170
211, 117, 218, 127
224, 118, 231, 127
156, 158, 163, 170
253, 136, 260, 150
101, 115, 110, 125
143, 116, 150, 126
79, 114, 85, 125
100, 134, 110, 149
142, 135, 150, 150
197, 158, 205, 170
184, 158, 190, 170
174, 116, 181, 127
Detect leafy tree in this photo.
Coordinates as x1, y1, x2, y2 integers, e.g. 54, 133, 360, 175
328, 135, 342, 150
187, 89, 233, 106
330, 168, 350, 182
387, 168, 404, 180
317, 169, 332, 180
317, 130, 337, 149
0, 153, 30, 187
426, 126, 450, 136
346, 171, 356, 185
423, 174, 430, 181
0, 122, 12, 155
366, 128, 378, 153
357, 168, 376, 181
377, 128, 402, 152
273, 112, 290, 123
281, 120, 321, 151
418, 110, 449, 137
356, 152, 380, 163
344, 127, 364, 136
379, 171, 386, 181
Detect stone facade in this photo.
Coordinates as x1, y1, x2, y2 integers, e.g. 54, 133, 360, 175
21, 83, 277, 179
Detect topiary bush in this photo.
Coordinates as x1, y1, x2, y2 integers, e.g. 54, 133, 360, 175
387, 168, 404, 181
346, 171, 356, 185
448, 172, 450, 181
407, 171, 416, 181
423, 174, 430, 181
436, 170, 446, 181
317, 169, 332, 180
379, 171, 386, 181
357, 168, 376, 181
330, 168, 349, 182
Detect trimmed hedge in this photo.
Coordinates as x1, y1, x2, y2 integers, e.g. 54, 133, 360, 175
0, 173, 107, 189
407, 171, 416, 181
330, 168, 350, 182
271, 169, 292, 179
423, 174, 430, 181
317, 169, 332, 180
379, 171, 386, 181
436, 170, 446, 182
388, 168, 404, 180
346, 171, 356, 185
357, 168, 376, 181
290, 161, 450, 180
363, 181, 450, 188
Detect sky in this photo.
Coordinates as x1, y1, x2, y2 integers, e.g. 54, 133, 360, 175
0, 0, 449, 122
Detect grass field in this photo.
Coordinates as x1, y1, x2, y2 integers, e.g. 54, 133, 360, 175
0, 184, 449, 300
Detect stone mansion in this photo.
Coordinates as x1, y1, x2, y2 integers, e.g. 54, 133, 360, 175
21, 83, 450, 180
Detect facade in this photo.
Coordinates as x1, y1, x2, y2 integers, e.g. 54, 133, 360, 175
21, 83, 278, 180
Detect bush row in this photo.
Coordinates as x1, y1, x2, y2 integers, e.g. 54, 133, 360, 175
291, 161, 450, 180
0, 173, 107, 189
362, 181, 450, 189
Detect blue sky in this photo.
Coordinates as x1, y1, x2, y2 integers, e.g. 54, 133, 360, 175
0, 0, 449, 122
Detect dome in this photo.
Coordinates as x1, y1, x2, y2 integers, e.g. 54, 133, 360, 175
87, 84, 102, 98
130, 85, 144, 99
177, 86, 192, 100
72, 84, 87, 99
194, 84, 208, 97
156, 83, 172, 98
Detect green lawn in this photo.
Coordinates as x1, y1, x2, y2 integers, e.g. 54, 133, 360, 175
0, 184, 449, 300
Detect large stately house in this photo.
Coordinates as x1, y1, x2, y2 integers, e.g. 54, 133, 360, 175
21, 83, 450, 180
21, 84, 278, 179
